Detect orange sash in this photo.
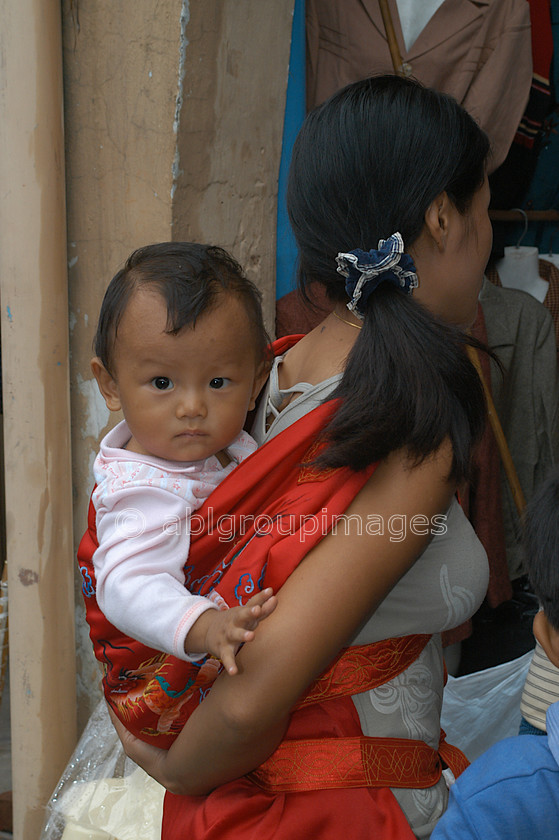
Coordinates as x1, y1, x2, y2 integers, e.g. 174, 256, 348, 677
249, 635, 469, 792
294, 635, 431, 709
250, 731, 468, 793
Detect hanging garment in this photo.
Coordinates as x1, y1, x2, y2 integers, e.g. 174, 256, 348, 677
276, 0, 306, 301
486, 258, 559, 362
493, 0, 559, 253
479, 276, 559, 580
306, 0, 532, 170
490, 0, 554, 209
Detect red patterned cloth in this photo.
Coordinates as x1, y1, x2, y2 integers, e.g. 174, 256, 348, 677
78, 380, 375, 746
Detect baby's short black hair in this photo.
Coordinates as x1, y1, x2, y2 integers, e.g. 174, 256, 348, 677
523, 468, 559, 631
94, 242, 270, 375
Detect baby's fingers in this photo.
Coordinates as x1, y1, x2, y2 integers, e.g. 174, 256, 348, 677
246, 587, 276, 614
220, 643, 241, 676
245, 587, 274, 607
221, 650, 239, 677
256, 593, 278, 619
247, 590, 277, 624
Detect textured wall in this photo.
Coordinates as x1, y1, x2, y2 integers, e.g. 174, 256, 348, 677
173, 0, 294, 326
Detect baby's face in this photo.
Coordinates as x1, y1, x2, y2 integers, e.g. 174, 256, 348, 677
109, 289, 264, 463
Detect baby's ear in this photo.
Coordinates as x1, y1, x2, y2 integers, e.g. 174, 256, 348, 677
248, 360, 270, 411
90, 357, 122, 412
533, 609, 559, 670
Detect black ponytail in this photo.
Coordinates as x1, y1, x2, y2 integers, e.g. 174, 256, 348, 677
287, 75, 491, 480
316, 286, 486, 482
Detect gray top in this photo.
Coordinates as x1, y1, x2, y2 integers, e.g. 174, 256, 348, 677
251, 352, 342, 442
253, 355, 489, 838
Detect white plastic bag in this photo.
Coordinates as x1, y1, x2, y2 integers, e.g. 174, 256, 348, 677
40, 699, 164, 840
441, 650, 533, 762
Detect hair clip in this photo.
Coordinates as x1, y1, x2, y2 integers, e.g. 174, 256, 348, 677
336, 232, 418, 317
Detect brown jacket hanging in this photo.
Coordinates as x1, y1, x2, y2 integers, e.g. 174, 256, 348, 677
306, 0, 532, 170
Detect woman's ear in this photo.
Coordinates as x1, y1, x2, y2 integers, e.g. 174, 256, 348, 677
91, 357, 122, 412
423, 191, 452, 252
533, 609, 559, 670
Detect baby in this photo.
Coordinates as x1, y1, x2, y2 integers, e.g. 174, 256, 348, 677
90, 241, 275, 675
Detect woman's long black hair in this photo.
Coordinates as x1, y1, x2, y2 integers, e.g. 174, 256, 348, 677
287, 75, 491, 481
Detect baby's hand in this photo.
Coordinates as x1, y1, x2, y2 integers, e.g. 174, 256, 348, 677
186, 588, 277, 675
210, 588, 277, 675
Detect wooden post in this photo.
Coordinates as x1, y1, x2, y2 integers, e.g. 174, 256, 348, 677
0, 1, 77, 837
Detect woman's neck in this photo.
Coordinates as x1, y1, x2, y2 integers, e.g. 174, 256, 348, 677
277, 307, 359, 392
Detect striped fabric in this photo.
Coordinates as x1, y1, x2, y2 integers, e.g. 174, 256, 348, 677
514, 0, 553, 149
520, 642, 559, 732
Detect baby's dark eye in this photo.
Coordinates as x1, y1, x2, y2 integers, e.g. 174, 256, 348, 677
151, 377, 173, 391
209, 378, 225, 389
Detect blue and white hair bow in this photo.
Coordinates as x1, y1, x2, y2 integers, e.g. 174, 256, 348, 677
336, 232, 418, 318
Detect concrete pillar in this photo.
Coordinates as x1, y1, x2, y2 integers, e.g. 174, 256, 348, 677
0, 1, 77, 838
173, 0, 295, 326
61, 0, 184, 728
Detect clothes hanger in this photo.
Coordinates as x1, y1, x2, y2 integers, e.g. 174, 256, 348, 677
497, 208, 548, 301
513, 207, 529, 247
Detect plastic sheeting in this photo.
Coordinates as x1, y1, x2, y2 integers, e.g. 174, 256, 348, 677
441, 650, 533, 762
40, 700, 163, 840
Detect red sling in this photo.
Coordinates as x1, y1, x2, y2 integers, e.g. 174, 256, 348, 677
78, 336, 465, 839
78, 337, 379, 746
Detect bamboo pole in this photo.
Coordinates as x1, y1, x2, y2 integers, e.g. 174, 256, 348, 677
490, 209, 559, 222
467, 346, 526, 516
0, 1, 77, 837
378, 0, 412, 77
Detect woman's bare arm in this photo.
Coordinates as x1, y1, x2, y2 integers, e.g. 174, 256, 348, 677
113, 442, 456, 795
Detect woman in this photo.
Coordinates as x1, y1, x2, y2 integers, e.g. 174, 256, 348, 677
106, 75, 492, 838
